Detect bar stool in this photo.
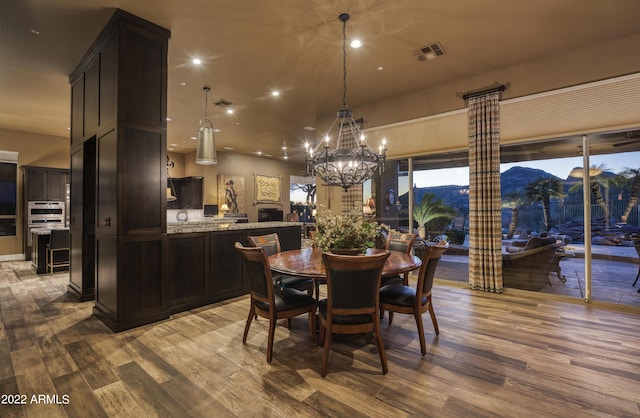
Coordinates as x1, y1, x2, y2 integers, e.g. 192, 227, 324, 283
46, 229, 70, 275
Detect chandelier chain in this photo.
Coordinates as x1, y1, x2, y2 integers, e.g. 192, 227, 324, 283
342, 17, 347, 109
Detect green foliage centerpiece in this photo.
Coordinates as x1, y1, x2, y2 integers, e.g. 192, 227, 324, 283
315, 210, 382, 254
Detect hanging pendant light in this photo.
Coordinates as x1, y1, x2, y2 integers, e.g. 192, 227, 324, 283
196, 86, 217, 165
305, 13, 387, 191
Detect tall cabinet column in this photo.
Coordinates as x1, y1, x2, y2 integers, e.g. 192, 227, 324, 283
68, 9, 171, 331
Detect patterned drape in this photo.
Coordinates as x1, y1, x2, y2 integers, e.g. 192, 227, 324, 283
468, 91, 503, 292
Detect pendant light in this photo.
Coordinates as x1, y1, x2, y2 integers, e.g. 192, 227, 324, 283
305, 13, 387, 191
196, 86, 217, 165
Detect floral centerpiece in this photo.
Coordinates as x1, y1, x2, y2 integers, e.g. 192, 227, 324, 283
315, 210, 384, 254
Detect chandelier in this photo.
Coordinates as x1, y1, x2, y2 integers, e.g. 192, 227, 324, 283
196, 86, 217, 165
305, 13, 387, 191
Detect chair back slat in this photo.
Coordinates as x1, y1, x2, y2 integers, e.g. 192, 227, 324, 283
386, 231, 416, 255
247, 233, 281, 256
417, 244, 448, 295
322, 251, 390, 311
49, 229, 69, 249
235, 242, 272, 300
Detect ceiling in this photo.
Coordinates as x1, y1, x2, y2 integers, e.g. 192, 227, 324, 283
2, 0, 640, 164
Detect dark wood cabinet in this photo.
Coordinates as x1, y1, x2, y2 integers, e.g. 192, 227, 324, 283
24, 167, 68, 202
210, 230, 247, 301
167, 232, 209, 312
69, 9, 171, 332
164, 225, 301, 310
167, 177, 203, 209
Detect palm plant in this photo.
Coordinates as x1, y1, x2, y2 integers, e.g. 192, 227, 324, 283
413, 192, 457, 237
525, 176, 565, 232
616, 167, 640, 221
568, 163, 611, 220
501, 192, 527, 239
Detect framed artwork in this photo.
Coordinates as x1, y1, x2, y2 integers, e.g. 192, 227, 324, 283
253, 173, 282, 205
217, 174, 245, 213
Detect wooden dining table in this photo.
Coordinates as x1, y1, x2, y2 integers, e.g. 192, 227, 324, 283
268, 247, 422, 279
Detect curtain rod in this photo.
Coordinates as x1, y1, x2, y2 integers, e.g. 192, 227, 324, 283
462, 84, 506, 100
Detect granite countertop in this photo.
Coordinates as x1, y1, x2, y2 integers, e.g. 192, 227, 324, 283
167, 220, 302, 234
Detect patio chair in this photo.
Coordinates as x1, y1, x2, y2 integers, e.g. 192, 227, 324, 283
632, 237, 640, 293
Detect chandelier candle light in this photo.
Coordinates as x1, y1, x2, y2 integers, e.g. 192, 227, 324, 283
196, 86, 217, 165
305, 13, 387, 191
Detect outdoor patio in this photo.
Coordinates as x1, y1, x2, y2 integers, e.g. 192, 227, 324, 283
435, 244, 640, 307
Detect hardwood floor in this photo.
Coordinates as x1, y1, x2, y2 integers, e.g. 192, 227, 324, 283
1, 260, 639, 417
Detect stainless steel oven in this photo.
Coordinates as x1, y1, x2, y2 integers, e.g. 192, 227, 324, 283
27, 202, 65, 246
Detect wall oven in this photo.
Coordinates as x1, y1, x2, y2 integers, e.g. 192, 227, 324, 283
27, 201, 65, 247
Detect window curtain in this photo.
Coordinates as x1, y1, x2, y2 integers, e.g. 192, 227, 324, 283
467, 91, 503, 292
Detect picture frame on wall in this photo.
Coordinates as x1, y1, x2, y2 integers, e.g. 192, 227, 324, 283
253, 173, 282, 205
217, 174, 245, 213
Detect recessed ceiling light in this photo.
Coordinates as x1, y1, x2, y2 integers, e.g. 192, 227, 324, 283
192, 58, 201, 65
213, 128, 221, 133
226, 109, 234, 115
180, 82, 186, 86
170, 143, 177, 146
66, 127, 71, 131
256, 151, 262, 155
223, 146, 234, 150
168, 147, 175, 151
166, 117, 172, 121
271, 90, 280, 97
282, 146, 287, 150
303, 126, 316, 131
284, 155, 288, 160
264, 154, 272, 157
30, 29, 40, 35
350, 39, 362, 48
190, 136, 197, 140
377, 66, 384, 71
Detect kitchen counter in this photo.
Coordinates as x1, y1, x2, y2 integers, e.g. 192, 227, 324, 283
167, 220, 302, 234
165, 222, 302, 313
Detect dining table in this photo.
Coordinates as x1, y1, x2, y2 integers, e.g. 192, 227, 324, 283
268, 247, 422, 280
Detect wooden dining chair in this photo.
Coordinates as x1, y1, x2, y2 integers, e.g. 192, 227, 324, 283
381, 231, 417, 286
235, 242, 317, 363
247, 233, 314, 295
318, 251, 391, 377
379, 243, 448, 355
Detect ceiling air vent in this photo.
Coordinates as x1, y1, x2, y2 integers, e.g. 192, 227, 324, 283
214, 99, 233, 107
413, 42, 445, 61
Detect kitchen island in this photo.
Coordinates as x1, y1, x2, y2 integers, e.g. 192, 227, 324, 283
31, 227, 70, 274
166, 220, 302, 314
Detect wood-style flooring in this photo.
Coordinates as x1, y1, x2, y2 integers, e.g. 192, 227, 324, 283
1, 260, 639, 417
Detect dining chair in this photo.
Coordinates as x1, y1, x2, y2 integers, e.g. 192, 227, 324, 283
46, 229, 70, 275
247, 233, 314, 296
235, 242, 317, 363
379, 243, 448, 355
381, 231, 417, 287
318, 251, 391, 377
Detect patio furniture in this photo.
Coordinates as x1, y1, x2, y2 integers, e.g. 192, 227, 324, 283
503, 236, 562, 290
632, 237, 640, 293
